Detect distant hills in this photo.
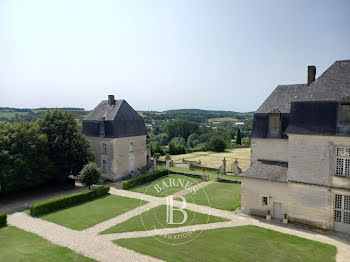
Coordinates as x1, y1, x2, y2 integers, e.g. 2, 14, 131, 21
163, 109, 254, 114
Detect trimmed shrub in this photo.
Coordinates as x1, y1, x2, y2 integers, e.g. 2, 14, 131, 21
123, 170, 169, 190
29, 185, 110, 217
0, 212, 7, 227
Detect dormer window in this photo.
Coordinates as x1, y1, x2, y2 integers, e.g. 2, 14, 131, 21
338, 104, 350, 126
269, 108, 281, 137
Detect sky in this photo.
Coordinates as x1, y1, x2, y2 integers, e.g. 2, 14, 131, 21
0, 0, 349, 112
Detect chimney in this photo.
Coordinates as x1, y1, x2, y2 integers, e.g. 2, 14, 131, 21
108, 95, 115, 106
307, 66, 316, 86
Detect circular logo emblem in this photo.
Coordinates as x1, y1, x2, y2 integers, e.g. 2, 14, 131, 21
139, 175, 211, 245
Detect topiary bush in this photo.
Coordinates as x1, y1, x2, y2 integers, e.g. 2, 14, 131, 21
78, 162, 101, 189
29, 185, 110, 217
0, 212, 7, 227
123, 170, 168, 190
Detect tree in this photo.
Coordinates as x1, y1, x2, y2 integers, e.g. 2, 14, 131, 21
78, 162, 101, 189
163, 120, 199, 140
0, 122, 54, 192
206, 136, 226, 152
187, 133, 200, 148
150, 141, 164, 155
38, 109, 95, 180
236, 128, 242, 145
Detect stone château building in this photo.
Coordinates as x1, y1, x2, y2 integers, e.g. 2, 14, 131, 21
82, 95, 148, 181
241, 60, 350, 234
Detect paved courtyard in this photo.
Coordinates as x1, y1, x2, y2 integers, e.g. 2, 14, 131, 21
7, 182, 350, 262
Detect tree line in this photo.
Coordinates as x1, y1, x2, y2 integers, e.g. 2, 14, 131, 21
149, 118, 252, 155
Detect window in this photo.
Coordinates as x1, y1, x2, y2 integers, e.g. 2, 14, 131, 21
102, 160, 107, 172
269, 113, 280, 131
129, 142, 134, 152
338, 104, 350, 125
335, 147, 350, 177
334, 194, 350, 225
102, 143, 107, 155
262, 196, 268, 206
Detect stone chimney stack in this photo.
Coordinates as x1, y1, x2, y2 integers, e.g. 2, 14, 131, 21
108, 95, 115, 106
307, 66, 316, 86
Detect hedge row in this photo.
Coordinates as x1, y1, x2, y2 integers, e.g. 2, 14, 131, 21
123, 170, 169, 190
0, 212, 6, 227
29, 185, 110, 217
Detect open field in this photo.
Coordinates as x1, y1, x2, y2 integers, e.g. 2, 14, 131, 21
208, 117, 237, 122
129, 174, 203, 196
40, 194, 146, 230
115, 225, 337, 262
101, 205, 228, 234
169, 147, 250, 171
0, 226, 94, 262
168, 165, 241, 181
181, 182, 241, 211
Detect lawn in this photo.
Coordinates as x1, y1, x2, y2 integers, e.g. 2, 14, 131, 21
167, 148, 251, 172
129, 174, 203, 197
169, 165, 242, 181
0, 226, 94, 262
114, 226, 337, 262
40, 194, 146, 230
101, 205, 228, 234
181, 182, 241, 211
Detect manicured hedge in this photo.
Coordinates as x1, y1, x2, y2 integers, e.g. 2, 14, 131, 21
123, 170, 169, 190
29, 185, 110, 217
0, 212, 7, 227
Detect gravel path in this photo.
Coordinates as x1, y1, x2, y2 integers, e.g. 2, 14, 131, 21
8, 212, 163, 262
8, 181, 350, 262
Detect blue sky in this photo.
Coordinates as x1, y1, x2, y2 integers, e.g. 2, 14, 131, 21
0, 0, 349, 111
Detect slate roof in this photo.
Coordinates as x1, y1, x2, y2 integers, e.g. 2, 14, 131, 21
252, 60, 350, 138
256, 84, 307, 114
82, 99, 147, 138
242, 160, 288, 183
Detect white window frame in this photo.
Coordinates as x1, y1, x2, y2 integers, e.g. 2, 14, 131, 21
334, 194, 350, 225
335, 146, 350, 177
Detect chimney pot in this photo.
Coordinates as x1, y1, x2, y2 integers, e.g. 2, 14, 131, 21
307, 66, 316, 86
108, 95, 115, 106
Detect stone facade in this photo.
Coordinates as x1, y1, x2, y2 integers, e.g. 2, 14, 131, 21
243, 134, 350, 231
82, 95, 148, 182
87, 135, 147, 181
242, 61, 350, 234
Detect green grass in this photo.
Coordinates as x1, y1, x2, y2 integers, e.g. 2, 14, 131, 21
169, 165, 241, 181
40, 194, 146, 230
129, 174, 203, 197
0, 226, 94, 262
101, 205, 228, 234
114, 225, 337, 262
181, 182, 241, 211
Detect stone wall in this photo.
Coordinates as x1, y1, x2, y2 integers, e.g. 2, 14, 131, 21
86, 135, 147, 181
287, 182, 332, 229
241, 177, 288, 217
251, 138, 288, 163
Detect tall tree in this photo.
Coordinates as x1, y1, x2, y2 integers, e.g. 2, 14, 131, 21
236, 128, 242, 145
38, 109, 94, 180
0, 122, 53, 192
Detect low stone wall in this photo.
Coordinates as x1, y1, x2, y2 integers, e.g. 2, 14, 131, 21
182, 159, 201, 165
170, 171, 209, 181
215, 177, 241, 184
